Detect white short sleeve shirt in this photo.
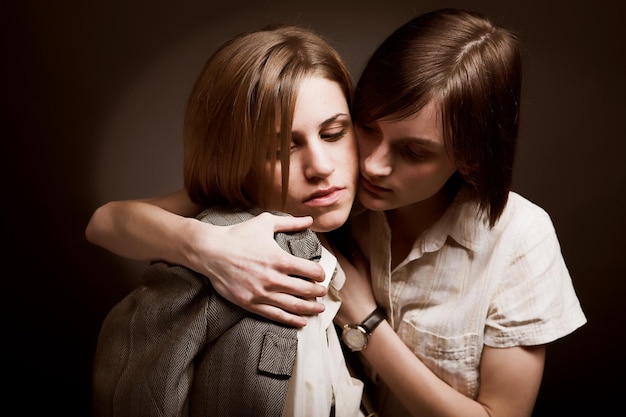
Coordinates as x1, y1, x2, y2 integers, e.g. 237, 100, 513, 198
351, 192, 586, 404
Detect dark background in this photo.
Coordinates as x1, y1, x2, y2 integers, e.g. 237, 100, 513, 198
3, 0, 624, 415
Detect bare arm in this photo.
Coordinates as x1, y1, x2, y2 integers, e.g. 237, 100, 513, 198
86, 189, 327, 327
334, 251, 545, 417
85, 190, 202, 263
361, 324, 544, 417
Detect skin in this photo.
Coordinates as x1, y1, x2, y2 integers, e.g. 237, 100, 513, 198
261, 75, 357, 234
333, 99, 546, 417
356, 101, 457, 268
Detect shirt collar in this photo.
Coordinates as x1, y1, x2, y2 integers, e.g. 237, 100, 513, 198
426, 198, 488, 253
371, 197, 488, 257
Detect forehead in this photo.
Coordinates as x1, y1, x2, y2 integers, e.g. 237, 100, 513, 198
377, 100, 442, 141
274, 75, 349, 136
288, 75, 349, 129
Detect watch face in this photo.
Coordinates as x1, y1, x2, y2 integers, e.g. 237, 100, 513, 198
343, 326, 367, 350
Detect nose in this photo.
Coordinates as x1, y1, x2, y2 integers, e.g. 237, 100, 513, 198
304, 141, 335, 180
361, 140, 392, 178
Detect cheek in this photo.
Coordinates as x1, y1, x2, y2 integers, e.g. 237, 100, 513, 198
343, 139, 359, 174
417, 152, 456, 183
356, 137, 372, 162
406, 163, 455, 193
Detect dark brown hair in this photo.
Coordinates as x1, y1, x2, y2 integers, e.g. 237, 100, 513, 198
184, 25, 354, 209
354, 8, 521, 226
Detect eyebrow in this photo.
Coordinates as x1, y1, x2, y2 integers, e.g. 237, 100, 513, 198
319, 113, 350, 128
283, 113, 351, 137
397, 136, 442, 149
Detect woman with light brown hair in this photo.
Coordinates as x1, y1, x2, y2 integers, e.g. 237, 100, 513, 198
92, 24, 365, 417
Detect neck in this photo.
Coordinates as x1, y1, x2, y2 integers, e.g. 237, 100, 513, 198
385, 189, 452, 268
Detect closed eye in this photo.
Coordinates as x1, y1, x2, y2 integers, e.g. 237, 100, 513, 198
403, 147, 430, 161
356, 123, 378, 134
321, 129, 347, 141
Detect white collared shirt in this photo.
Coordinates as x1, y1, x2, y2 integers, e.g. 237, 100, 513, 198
351, 192, 586, 415
281, 246, 364, 417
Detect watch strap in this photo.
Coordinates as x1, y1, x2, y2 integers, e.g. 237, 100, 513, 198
360, 307, 386, 334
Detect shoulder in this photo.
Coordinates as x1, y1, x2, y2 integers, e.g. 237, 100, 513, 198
448, 192, 559, 254
494, 192, 558, 243
140, 262, 209, 294
502, 192, 551, 220
198, 206, 322, 260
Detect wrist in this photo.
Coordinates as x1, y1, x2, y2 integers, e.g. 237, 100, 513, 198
341, 304, 377, 328
341, 306, 386, 352
179, 217, 213, 271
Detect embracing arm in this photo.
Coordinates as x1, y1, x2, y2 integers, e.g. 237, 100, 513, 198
85, 189, 202, 263
360, 323, 544, 417
334, 252, 545, 417
85, 189, 327, 326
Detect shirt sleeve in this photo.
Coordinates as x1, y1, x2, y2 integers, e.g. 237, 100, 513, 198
484, 208, 587, 348
92, 263, 211, 417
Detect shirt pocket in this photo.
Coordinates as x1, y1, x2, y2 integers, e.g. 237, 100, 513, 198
397, 318, 481, 398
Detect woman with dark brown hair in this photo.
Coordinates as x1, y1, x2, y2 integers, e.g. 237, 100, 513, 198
333, 9, 585, 416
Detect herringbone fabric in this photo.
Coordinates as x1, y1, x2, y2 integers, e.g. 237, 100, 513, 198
93, 207, 321, 417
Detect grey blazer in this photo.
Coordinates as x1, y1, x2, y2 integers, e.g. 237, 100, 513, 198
92, 207, 322, 417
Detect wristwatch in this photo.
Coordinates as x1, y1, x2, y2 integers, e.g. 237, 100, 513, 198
341, 307, 386, 352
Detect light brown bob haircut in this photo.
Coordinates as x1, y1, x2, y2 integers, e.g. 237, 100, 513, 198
354, 8, 522, 227
183, 24, 354, 209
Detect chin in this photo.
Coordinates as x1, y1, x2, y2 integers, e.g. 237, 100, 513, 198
311, 210, 350, 233
357, 191, 390, 212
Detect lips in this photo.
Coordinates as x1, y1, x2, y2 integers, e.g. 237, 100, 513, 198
304, 186, 343, 206
360, 176, 391, 194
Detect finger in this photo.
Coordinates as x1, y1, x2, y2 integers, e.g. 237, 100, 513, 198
250, 303, 320, 328
285, 256, 326, 283
289, 280, 328, 299
262, 248, 325, 284
266, 292, 326, 316
214, 281, 324, 322
267, 213, 314, 233
260, 273, 328, 300
255, 213, 325, 282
